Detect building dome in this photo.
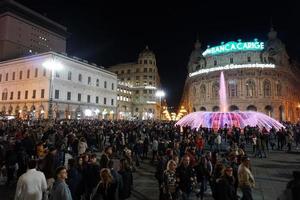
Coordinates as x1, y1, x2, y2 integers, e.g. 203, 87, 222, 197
139, 46, 155, 59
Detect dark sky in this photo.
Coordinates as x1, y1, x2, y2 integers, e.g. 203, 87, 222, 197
16, 0, 300, 108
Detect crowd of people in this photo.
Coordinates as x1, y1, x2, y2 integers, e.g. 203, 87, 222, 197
0, 119, 299, 200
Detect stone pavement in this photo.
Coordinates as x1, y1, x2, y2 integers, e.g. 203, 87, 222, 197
129, 149, 300, 200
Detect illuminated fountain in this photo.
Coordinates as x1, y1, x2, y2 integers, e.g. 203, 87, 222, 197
176, 71, 284, 130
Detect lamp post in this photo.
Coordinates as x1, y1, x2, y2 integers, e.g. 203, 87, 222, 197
43, 58, 63, 119
155, 90, 165, 120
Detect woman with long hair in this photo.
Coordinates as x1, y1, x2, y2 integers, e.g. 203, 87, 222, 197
162, 160, 178, 200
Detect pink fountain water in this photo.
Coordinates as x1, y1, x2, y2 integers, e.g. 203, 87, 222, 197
176, 71, 284, 130
219, 71, 228, 112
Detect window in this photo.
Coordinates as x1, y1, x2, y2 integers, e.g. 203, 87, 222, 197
68, 71, 72, 80
263, 80, 271, 97
88, 77, 91, 85
25, 90, 28, 99
136, 81, 140, 86
35, 68, 38, 77
149, 60, 152, 64
246, 80, 255, 97
143, 75, 147, 79
212, 82, 219, 98
0, 74, 2, 82
55, 71, 59, 78
54, 90, 59, 99
228, 80, 237, 97
78, 93, 81, 101
1, 89, 8, 100
10, 92, 13, 100
32, 90, 36, 99
19, 71, 23, 79
149, 82, 152, 85
78, 74, 82, 82
112, 83, 114, 90
144, 60, 147, 64
214, 60, 217, 66
87, 95, 90, 103
104, 97, 107, 105
18, 91, 21, 99
247, 56, 251, 62
12, 72, 15, 80
127, 69, 131, 74
143, 90, 147, 94
135, 90, 139, 94
67, 92, 71, 100
43, 69, 46, 76
149, 68, 153, 72
104, 81, 107, 88
41, 89, 44, 98
230, 58, 233, 63
27, 70, 30, 78
136, 76, 140, 80
144, 68, 147, 72
96, 79, 99, 86
149, 90, 152, 94
5, 73, 8, 81
136, 68, 140, 73
121, 70, 124, 74
96, 96, 99, 104
111, 99, 114, 106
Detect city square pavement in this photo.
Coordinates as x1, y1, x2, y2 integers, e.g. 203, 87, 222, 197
1, 148, 299, 200
130, 148, 300, 200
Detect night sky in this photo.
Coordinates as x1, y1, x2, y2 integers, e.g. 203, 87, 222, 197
16, 0, 300, 108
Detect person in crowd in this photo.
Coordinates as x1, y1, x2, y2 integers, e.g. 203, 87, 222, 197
83, 153, 100, 199
162, 160, 178, 200
107, 160, 123, 200
100, 146, 112, 169
176, 155, 196, 200
15, 159, 47, 200
78, 137, 88, 155
66, 158, 82, 200
215, 165, 237, 200
92, 168, 117, 200
238, 156, 255, 200
118, 158, 133, 200
50, 166, 72, 200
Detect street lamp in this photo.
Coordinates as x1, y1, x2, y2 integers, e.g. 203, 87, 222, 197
43, 58, 63, 119
155, 90, 165, 120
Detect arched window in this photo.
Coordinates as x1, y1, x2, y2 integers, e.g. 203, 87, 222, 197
246, 80, 255, 97
212, 82, 219, 98
276, 81, 281, 96
263, 80, 271, 97
200, 84, 206, 99
228, 80, 237, 97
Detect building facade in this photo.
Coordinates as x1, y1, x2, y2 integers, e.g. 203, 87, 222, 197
0, 0, 67, 61
181, 28, 300, 122
0, 52, 117, 119
108, 46, 162, 120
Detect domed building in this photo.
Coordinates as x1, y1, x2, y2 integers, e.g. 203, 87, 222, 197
180, 28, 300, 122
108, 46, 162, 120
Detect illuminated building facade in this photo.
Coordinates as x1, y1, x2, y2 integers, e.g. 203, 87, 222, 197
181, 28, 300, 122
0, 0, 67, 61
108, 46, 162, 120
0, 52, 117, 119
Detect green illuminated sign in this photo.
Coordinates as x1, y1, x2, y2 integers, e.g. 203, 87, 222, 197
202, 40, 264, 56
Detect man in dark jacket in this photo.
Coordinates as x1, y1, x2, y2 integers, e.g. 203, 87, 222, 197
176, 155, 196, 200
83, 154, 100, 199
